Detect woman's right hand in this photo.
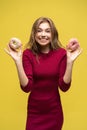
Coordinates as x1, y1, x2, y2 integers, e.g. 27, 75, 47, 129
5, 40, 22, 63
5, 39, 29, 87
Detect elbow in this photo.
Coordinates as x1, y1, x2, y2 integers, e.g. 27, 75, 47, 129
58, 78, 71, 92
20, 79, 33, 93
59, 85, 71, 92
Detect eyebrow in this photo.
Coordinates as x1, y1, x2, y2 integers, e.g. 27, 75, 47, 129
37, 27, 51, 30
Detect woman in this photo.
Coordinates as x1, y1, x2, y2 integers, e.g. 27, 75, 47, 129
5, 17, 82, 130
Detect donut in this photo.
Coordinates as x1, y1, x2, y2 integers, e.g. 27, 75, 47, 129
9, 37, 22, 50
66, 39, 80, 52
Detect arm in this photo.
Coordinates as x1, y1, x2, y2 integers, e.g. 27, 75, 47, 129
58, 54, 71, 92
5, 38, 33, 92
15, 57, 29, 87
63, 38, 82, 84
63, 57, 73, 84
58, 38, 82, 92
5, 45, 28, 86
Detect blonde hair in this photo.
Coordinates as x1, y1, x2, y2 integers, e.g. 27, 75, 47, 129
26, 17, 62, 54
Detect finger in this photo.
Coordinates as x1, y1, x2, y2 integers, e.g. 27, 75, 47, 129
74, 48, 83, 60
18, 45, 23, 56
71, 43, 80, 51
7, 44, 12, 52
78, 48, 83, 55
8, 43, 18, 52
76, 52, 82, 60
4, 48, 10, 55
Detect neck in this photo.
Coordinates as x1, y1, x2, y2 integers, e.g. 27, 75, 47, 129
40, 45, 51, 54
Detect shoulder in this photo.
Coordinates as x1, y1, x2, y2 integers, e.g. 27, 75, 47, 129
23, 49, 33, 55
23, 49, 34, 57
22, 49, 34, 61
53, 47, 66, 58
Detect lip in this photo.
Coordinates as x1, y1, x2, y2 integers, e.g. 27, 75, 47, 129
39, 38, 48, 43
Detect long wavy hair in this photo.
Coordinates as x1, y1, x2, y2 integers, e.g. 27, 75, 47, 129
26, 17, 62, 54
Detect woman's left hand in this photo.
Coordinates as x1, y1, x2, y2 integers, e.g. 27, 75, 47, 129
66, 38, 82, 63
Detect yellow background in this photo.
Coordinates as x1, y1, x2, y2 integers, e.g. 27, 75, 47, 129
0, 0, 87, 129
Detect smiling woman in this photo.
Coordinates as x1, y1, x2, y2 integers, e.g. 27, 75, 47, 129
5, 17, 82, 130
35, 22, 52, 49
27, 17, 61, 54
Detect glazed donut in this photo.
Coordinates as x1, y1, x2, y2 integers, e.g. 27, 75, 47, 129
9, 37, 22, 50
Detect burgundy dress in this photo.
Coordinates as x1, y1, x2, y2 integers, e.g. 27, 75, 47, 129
20, 48, 71, 130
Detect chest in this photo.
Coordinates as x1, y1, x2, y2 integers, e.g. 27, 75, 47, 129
32, 54, 61, 80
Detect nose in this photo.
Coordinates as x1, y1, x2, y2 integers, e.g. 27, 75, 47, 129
41, 31, 46, 36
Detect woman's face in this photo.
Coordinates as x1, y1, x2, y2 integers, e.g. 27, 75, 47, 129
35, 22, 52, 47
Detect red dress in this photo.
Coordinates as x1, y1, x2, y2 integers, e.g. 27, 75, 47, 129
20, 48, 71, 130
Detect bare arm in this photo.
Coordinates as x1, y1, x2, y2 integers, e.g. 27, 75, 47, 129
63, 38, 82, 84
15, 57, 28, 87
5, 44, 28, 87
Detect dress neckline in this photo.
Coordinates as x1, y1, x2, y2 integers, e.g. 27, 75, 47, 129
39, 49, 53, 56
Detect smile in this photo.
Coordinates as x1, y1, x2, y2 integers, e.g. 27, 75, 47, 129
39, 38, 48, 42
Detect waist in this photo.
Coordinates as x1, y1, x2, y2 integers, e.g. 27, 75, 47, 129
27, 92, 61, 114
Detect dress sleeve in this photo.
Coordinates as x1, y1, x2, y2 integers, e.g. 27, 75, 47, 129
20, 50, 33, 93
58, 52, 71, 92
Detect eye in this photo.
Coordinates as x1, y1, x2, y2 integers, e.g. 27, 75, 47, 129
46, 29, 51, 33
37, 29, 42, 32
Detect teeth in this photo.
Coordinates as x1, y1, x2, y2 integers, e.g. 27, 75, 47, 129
41, 38, 47, 40
39, 37, 48, 40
